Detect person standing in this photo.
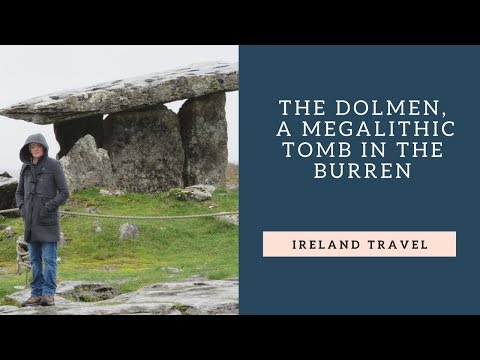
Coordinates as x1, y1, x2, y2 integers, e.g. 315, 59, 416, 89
15, 133, 69, 307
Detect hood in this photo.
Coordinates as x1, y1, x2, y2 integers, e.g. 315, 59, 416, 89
20, 133, 49, 164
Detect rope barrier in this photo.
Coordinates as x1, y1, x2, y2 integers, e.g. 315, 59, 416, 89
59, 210, 238, 219
16, 237, 31, 285
0, 207, 238, 219
0, 208, 20, 214
3, 206, 238, 284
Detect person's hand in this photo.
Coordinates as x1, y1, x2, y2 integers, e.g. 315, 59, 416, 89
44, 201, 56, 213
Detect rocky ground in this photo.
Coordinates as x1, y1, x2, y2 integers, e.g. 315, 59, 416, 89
0, 275, 238, 315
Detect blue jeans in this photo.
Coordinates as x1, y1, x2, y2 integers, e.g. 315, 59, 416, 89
28, 242, 58, 296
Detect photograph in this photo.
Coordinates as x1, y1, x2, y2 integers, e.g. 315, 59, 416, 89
0, 45, 239, 315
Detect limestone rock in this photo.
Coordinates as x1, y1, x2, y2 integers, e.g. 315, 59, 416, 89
119, 223, 140, 240
61, 283, 121, 302
3, 226, 14, 238
187, 184, 216, 193
1, 278, 238, 315
92, 221, 103, 233
104, 106, 184, 192
173, 184, 215, 201
0, 62, 238, 124
0, 173, 17, 210
99, 189, 124, 196
59, 134, 114, 193
179, 93, 227, 187
218, 214, 239, 226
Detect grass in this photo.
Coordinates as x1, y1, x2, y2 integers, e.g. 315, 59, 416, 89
0, 185, 238, 305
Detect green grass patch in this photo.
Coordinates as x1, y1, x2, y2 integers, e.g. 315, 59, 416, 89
0, 187, 238, 303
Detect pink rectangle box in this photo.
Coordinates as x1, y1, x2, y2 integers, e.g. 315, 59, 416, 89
263, 231, 456, 257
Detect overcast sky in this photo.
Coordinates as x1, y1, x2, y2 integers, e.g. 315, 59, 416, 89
0, 45, 238, 177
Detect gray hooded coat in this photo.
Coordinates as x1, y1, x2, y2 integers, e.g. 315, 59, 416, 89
15, 133, 70, 243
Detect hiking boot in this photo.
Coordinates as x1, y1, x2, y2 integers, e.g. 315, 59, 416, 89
21, 296, 43, 307
40, 295, 55, 306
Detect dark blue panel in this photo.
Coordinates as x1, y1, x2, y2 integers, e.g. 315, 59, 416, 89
239, 45, 480, 314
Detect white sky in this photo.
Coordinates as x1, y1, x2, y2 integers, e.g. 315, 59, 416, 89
0, 45, 239, 177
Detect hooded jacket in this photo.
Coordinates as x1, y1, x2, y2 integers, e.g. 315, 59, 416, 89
15, 133, 70, 243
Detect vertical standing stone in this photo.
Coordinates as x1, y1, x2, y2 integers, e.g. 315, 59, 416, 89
103, 105, 184, 192
178, 92, 227, 187
54, 114, 104, 159
59, 135, 114, 193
